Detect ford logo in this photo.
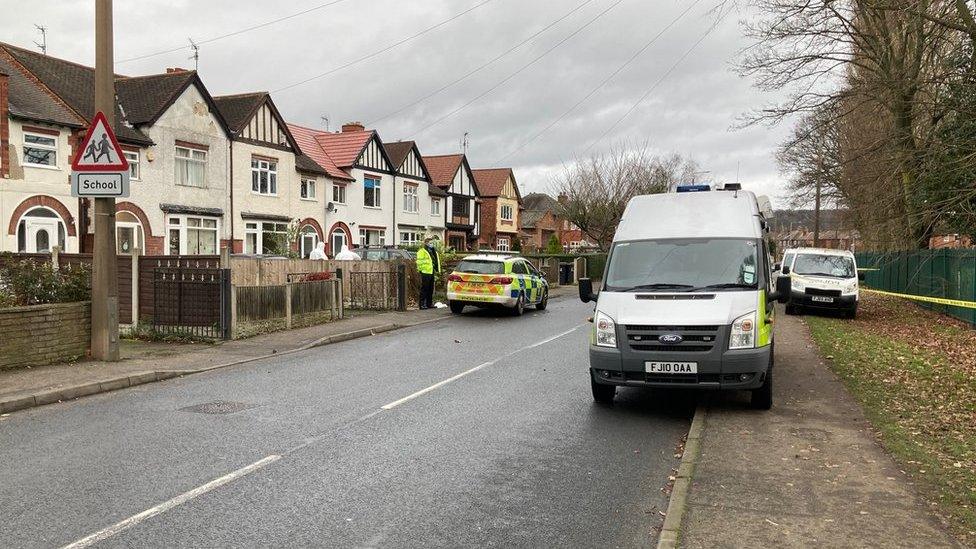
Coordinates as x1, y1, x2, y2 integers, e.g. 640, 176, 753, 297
658, 334, 683, 344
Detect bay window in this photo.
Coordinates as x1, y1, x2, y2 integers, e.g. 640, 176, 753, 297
244, 221, 289, 255
167, 215, 218, 255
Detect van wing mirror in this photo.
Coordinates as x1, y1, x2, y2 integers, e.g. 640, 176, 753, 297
773, 275, 792, 304
578, 278, 597, 303
781, 265, 791, 275
858, 271, 866, 281
773, 262, 781, 272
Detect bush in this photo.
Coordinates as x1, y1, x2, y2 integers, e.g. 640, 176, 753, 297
546, 234, 563, 254
302, 271, 333, 282
0, 256, 91, 306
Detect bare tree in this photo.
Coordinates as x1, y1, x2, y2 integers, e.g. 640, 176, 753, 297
551, 144, 699, 251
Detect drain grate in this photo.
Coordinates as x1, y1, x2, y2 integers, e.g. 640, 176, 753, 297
179, 401, 257, 415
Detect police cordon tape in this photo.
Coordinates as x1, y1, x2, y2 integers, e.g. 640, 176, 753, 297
861, 288, 976, 310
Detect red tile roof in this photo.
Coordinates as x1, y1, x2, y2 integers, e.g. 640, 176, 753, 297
287, 123, 354, 181
314, 130, 373, 168
423, 154, 464, 188
472, 168, 519, 199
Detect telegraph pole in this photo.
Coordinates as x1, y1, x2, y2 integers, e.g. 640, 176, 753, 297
91, 0, 119, 360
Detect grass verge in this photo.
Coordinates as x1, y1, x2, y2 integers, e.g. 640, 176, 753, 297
805, 293, 976, 543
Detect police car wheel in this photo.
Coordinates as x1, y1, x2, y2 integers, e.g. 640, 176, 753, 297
536, 289, 548, 310
449, 301, 465, 314
511, 294, 525, 316
751, 368, 773, 410
591, 373, 615, 404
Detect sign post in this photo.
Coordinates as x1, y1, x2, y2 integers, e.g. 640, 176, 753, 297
81, 0, 122, 361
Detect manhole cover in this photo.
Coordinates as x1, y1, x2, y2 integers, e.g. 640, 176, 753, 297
179, 401, 257, 415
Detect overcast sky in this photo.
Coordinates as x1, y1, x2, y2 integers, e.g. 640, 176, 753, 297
1, 0, 792, 205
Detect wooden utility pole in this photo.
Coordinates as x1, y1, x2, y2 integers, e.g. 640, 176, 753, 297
813, 154, 823, 248
91, 0, 119, 361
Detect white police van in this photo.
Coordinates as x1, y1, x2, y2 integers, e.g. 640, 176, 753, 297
778, 247, 862, 318
579, 185, 790, 409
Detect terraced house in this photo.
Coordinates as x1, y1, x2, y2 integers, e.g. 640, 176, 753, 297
213, 91, 332, 257
0, 43, 232, 255
473, 168, 521, 251
423, 153, 480, 251
383, 140, 446, 246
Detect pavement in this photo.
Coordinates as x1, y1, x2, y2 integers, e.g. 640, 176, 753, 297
679, 309, 960, 549
0, 292, 694, 548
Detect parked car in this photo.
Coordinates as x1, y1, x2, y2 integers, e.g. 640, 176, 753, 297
446, 254, 549, 316
781, 247, 863, 318
353, 247, 415, 261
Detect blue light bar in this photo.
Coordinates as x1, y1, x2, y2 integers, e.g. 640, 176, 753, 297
676, 184, 711, 193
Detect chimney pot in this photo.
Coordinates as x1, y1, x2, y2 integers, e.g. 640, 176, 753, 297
341, 122, 365, 133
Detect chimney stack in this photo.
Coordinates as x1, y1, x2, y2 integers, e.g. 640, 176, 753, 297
166, 67, 189, 73
341, 121, 365, 133
0, 72, 9, 179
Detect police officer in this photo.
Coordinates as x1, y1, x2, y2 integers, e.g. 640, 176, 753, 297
416, 236, 441, 309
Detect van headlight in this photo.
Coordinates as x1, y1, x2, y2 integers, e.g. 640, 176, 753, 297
594, 311, 617, 348
790, 277, 805, 292
729, 310, 757, 350
842, 281, 858, 294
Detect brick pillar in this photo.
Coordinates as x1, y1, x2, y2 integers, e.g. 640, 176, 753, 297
0, 71, 9, 179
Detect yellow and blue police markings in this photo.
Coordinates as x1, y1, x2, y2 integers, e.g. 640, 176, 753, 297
447, 256, 548, 308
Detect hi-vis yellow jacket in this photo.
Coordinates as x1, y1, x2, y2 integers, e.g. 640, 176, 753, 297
416, 246, 441, 275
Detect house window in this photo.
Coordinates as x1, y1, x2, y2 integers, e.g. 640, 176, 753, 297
251, 158, 278, 195
124, 150, 140, 180
403, 184, 419, 213
175, 146, 207, 187
244, 221, 289, 255
500, 204, 514, 221
116, 211, 143, 254
364, 176, 381, 208
431, 198, 441, 216
497, 237, 510, 251
359, 228, 385, 247
301, 178, 316, 200
300, 225, 319, 258
400, 231, 422, 246
23, 132, 58, 167
332, 184, 346, 204
167, 215, 218, 255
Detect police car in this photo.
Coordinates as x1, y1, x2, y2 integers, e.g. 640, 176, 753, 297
446, 254, 549, 315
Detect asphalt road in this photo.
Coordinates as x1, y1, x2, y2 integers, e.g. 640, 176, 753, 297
0, 296, 694, 549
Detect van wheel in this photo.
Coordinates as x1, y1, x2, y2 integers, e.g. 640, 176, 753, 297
591, 373, 615, 404
751, 369, 773, 410
536, 289, 549, 310
511, 294, 525, 316
449, 301, 465, 314
845, 304, 858, 319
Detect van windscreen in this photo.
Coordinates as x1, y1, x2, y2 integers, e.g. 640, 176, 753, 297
605, 239, 759, 292
793, 254, 855, 278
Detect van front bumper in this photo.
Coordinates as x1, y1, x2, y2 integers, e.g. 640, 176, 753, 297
789, 291, 857, 312
589, 345, 771, 390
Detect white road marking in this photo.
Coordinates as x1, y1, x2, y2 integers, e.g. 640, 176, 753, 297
381, 324, 582, 411
60, 454, 281, 549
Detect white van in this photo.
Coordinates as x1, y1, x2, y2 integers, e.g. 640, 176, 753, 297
579, 189, 790, 409
779, 247, 862, 318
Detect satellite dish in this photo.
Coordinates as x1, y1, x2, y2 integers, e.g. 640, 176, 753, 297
326, 202, 336, 213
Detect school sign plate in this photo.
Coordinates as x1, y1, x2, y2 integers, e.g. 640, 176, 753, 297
70, 111, 130, 198
71, 171, 130, 197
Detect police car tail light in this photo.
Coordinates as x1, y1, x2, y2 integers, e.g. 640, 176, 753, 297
489, 276, 513, 285
447, 274, 463, 282
595, 311, 617, 348
729, 310, 757, 350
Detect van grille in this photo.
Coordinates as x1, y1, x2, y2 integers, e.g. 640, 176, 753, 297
805, 288, 841, 297
623, 325, 720, 353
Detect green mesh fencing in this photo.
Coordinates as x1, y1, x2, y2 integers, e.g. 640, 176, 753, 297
856, 249, 976, 326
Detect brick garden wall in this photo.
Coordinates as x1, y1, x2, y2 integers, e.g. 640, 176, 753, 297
0, 301, 90, 370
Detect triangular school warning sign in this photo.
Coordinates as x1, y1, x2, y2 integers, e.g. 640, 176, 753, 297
71, 111, 129, 172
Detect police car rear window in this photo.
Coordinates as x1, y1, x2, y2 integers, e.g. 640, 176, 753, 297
457, 260, 506, 275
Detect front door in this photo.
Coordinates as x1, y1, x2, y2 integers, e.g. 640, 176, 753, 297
331, 231, 347, 257
25, 218, 59, 253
